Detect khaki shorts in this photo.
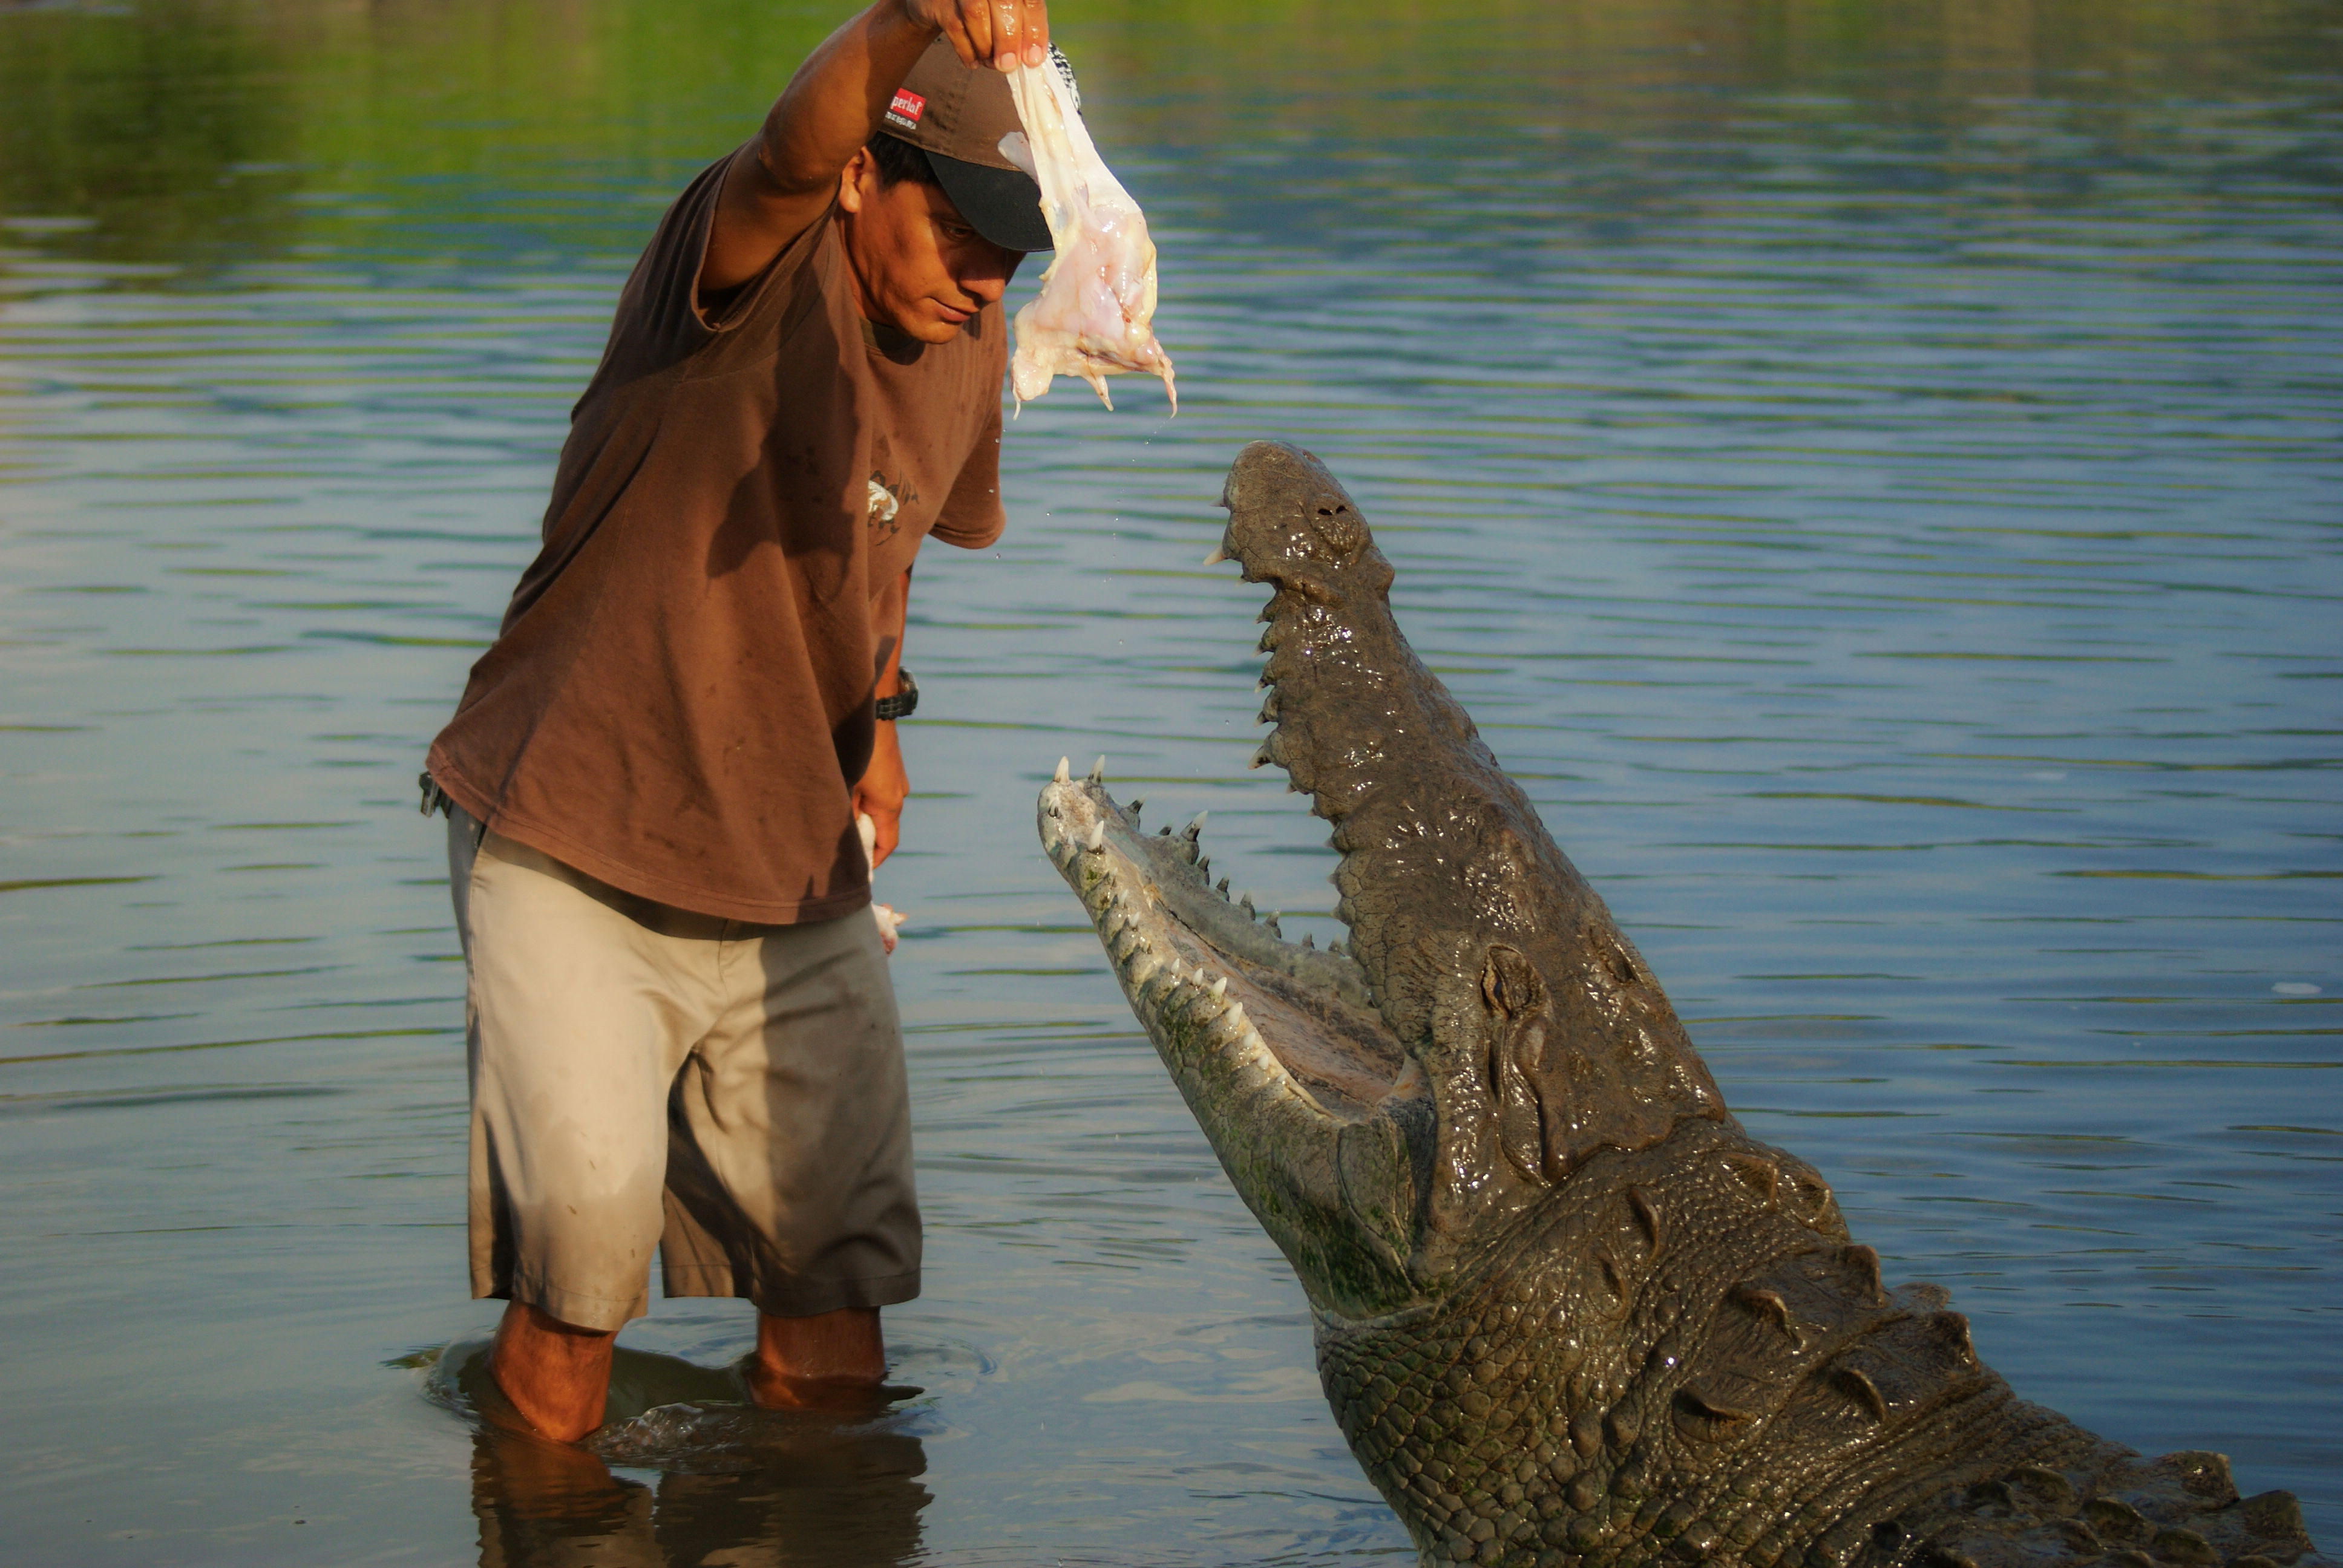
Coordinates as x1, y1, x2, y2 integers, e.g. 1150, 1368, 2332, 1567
448, 807, 919, 1333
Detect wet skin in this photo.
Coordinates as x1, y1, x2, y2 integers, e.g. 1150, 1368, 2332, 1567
1034, 442, 2331, 1568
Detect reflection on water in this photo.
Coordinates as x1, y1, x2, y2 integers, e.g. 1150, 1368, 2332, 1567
1, 1, 2338, 1564
423, 1340, 932, 1567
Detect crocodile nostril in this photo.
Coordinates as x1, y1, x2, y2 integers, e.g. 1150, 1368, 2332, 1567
1310, 500, 1363, 556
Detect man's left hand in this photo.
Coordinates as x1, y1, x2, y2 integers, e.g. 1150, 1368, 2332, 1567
855, 716, 908, 869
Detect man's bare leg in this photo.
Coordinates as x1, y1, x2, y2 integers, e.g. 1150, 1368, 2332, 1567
749, 1305, 885, 1408
490, 1301, 617, 1443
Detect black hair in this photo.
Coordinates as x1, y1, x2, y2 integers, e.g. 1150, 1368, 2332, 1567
866, 132, 940, 189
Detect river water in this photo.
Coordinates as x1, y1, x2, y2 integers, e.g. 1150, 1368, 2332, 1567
1, 2, 2337, 1564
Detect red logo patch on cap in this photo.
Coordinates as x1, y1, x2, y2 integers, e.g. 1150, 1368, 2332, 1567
885, 89, 926, 131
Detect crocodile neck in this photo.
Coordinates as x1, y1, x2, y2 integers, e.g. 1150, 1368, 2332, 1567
1312, 1119, 2102, 1567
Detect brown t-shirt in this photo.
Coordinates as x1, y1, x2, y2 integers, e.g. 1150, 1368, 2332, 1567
427, 152, 1007, 923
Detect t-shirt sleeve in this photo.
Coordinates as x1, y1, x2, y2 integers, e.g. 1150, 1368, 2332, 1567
590, 148, 824, 385
928, 399, 1007, 550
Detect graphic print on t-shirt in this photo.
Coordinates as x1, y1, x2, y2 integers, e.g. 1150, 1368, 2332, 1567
866, 468, 919, 545
425, 155, 1006, 925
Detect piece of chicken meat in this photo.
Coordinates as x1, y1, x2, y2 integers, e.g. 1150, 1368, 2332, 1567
1004, 54, 1176, 413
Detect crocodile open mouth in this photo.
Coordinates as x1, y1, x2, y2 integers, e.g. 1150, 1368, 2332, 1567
1032, 439, 2330, 1568
1036, 758, 1409, 1123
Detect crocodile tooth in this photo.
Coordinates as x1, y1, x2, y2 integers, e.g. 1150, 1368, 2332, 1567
1216, 877, 1230, 896
1128, 798, 1145, 821
1196, 855, 1210, 880
1265, 912, 1283, 938
1240, 894, 1256, 919
1089, 755, 1106, 783
1302, 933, 1314, 949
1202, 545, 1228, 565
1210, 976, 1228, 1001
1086, 821, 1106, 851
1250, 743, 1273, 770
1184, 812, 1208, 838
1054, 756, 1070, 783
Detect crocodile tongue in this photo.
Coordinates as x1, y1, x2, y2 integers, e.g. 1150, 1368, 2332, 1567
1038, 763, 1418, 1315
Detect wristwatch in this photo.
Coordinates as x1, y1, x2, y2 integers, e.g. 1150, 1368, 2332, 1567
876, 669, 919, 721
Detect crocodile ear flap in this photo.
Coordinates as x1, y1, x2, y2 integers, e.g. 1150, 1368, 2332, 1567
1481, 945, 1548, 1020
1482, 946, 1553, 1182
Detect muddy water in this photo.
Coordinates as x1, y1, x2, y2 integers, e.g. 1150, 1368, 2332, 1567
1, 2, 2338, 1563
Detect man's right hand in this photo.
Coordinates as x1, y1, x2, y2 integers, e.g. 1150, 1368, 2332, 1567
703, 2, 1052, 297
908, 0, 1050, 73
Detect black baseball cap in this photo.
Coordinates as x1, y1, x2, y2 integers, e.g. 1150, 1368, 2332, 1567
878, 36, 1057, 253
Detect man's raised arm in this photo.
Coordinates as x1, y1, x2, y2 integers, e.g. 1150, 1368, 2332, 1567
703, 0, 1050, 294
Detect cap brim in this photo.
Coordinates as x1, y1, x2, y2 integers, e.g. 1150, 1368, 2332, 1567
924, 150, 1052, 253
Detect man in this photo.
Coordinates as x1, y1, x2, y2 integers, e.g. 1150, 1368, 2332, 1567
421, 0, 1056, 1444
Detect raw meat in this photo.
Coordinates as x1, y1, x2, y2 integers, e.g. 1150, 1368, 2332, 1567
857, 812, 906, 955
1004, 55, 1176, 412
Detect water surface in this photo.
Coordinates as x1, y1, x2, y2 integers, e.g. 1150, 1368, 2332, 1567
2, 1, 2338, 1563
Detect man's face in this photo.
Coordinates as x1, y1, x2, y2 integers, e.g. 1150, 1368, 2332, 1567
837, 152, 1026, 344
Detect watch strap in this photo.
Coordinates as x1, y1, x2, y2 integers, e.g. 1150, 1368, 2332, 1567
875, 669, 919, 721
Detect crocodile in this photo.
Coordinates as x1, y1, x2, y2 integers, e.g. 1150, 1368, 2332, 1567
1033, 441, 2327, 1568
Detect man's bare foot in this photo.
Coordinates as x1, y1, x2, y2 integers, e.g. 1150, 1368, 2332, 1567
749, 1305, 886, 1410
490, 1301, 617, 1443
